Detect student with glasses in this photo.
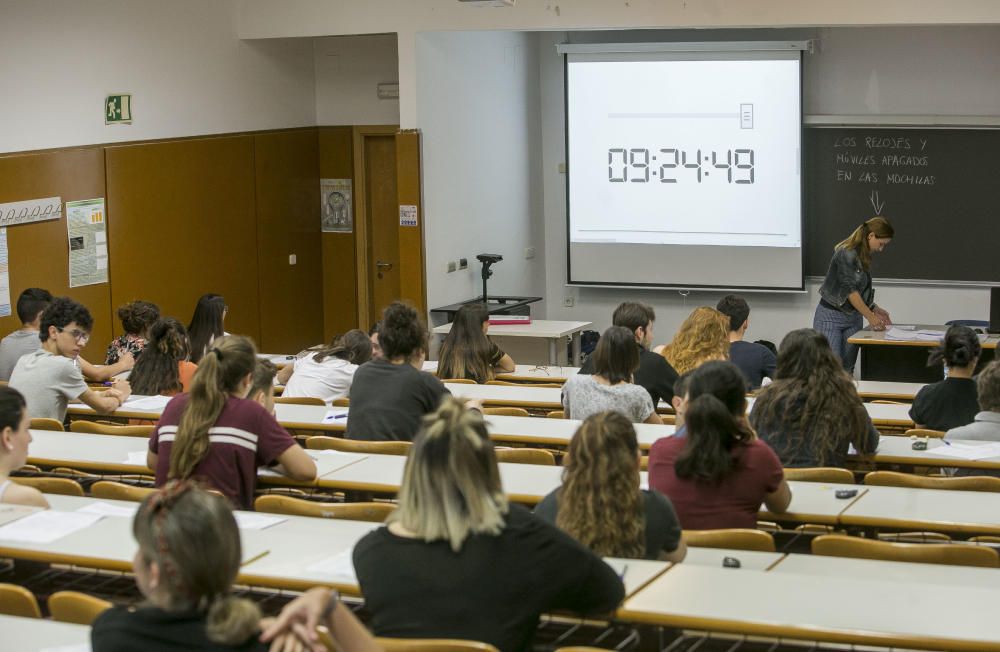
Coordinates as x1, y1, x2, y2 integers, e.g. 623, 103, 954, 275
9, 297, 130, 422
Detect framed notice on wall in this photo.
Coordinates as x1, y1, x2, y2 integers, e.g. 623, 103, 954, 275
66, 198, 109, 287
321, 179, 352, 233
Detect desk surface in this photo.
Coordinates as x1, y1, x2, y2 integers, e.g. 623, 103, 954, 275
619, 562, 1000, 651
855, 435, 1000, 470
849, 325, 999, 349
840, 482, 1000, 535
771, 552, 1000, 589
854, 379, 925, 400
432, 320, 592, 338
3, 613, 91, 650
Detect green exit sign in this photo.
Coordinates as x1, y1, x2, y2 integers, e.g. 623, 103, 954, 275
105, 94, 132, 124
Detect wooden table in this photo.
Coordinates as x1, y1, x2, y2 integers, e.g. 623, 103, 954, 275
3, 613, 91, 649
432, 320, 592, 366
848, 325, 998, 383
839, 483, 1000, 536
852, 435, 1000, 471
423, 361, 579, 384
855, 379, 925, 401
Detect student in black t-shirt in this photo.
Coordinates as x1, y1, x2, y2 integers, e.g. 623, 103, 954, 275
92, 482, 375, 652
353, 397, 624, 652
716, 294, 776, 390
436, 303, 515, 383
579, 301, 678, 405
910, 325, 982, 431
535, 411, 686, 561
346, 302, 449, 441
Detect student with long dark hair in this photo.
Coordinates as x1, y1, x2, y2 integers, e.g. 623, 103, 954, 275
0, 387, 48, 508
148, 335, 315, 508
535, 411, 684, 561
277, 329, 371, 403
909, 324, 982, 431
750, 328, 879, 468
129, 318, 197, 397
106, 300, 160, 365
436, 303, 514, 383
352, 397, 623, 651
346, 302, 449, 441
813, 217, 895, 372
562, 326, 662, 424
187, 294, 227, 364
648, 361, 791, 530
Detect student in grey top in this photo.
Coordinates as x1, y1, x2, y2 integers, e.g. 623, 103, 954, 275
9, 297, 130, 423
0, 288, 52, 381
947, 360, 1000, 443
562, 326, 662, 424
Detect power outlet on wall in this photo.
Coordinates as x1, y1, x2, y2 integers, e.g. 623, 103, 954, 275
563, 296, 575, 307
447, 261, 457, 273
459, 258, 468, 270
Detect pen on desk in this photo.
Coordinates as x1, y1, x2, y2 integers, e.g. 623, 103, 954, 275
941, 439, 951, 446
334, 413, 348, 419
241, 549, 271, 566
617, 564, 628, 580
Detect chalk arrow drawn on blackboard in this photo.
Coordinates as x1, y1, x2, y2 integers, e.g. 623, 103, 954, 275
869, 190, 885, 216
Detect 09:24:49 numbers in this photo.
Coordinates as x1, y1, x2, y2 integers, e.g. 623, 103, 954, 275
608, 148, 754, 184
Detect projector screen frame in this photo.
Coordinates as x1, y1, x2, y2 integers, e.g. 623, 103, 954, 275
561, 42, 808, 293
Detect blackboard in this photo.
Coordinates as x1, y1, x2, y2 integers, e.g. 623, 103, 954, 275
805, 127, 1000, 283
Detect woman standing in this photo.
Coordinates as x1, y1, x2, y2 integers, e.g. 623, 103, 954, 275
814, 217, 894, 373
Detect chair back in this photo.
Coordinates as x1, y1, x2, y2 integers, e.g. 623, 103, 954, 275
70, 421, 154, 437
784, 467, 855, 484
29, 418, 64, 431
274, 396, 325, 406
441, 378, 477, 385
91, 481, 156, 502
812, 534, 999, 568
376, 639, 500, 652
682, 528, 776, 552
871, 399, 907, 405
864, 470, 1000, 492
482, 407, 530, 418
546, 410, 566, 419
494, 448, 556, 466
254, 495, 394, 522
485, 380, 562, 389
48, 591, 113, 625
306, 436, 412, 456
332, 398, 350, 407
12, 477, 84, 496
904, 428, 946, 439
0, 583, 41, 618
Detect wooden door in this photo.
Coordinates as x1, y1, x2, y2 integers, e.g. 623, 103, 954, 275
364, 135, 399, 325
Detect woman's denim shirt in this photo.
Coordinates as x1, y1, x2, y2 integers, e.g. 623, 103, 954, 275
818, 247, 874, 312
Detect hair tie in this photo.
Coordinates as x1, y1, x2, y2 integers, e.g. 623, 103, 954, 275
213, 348, 224, 362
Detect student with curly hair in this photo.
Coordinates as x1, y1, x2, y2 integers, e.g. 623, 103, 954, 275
909, 325, 982, 431
277, 329, 372, 403
656, 306, 730, 375
128, 318, 197, 397
436, 303, 514, 383
106, 300, 160, 365
750, 328, 879, 468
346, 302, 449, 441
535, 411, 684, 561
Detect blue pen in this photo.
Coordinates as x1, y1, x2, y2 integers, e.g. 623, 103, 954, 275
334, 413, 348, 419
942, 439, 951, 446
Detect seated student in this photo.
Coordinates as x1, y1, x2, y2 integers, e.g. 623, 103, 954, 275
368, 321, 383, 360
346, 302, 450, 442
562, 326, 662, 424
579, 301, 678, 406
246, 358, 277, 415
656, 306, 730, 375
648, 361, 791, 530
91, 482, 375, 652
436, 304, 515, 383
277, 329, 371, 403
187, 293, 227, 364
353, 397, 624, 651
670, 371, 692, 434
910, 324, 982, 431
750, 329, 879, 468
148, 335, 316, 509
0, 387, 48, 508
535, 411, 685, 561
716, 295, 776, 390
128, 318, 198, 397
948, 360, 1000, 442
105, 300, 160, 365
0, 288, 52, 381
9, 297, 130, 422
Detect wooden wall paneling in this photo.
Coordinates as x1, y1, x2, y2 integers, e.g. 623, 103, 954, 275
395, 130, 427, 314
0, 148, 112, 362
253, 128, 323, 353
318, 127, 358, 341
105, 136, 262, 344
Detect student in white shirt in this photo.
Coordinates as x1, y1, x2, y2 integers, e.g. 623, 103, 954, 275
277, 329, 372, 404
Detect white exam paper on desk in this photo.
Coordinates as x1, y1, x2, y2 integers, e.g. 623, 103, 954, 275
885, 327, 944, 341
125, 451, 149, 466
234, 512, 286, 530
41, 645, 92, 652
305, 549, 357, 582
77, 501, 138, 518
123, 394, 173, 410
931, 442, 1000, 460
0, 511, 102, 544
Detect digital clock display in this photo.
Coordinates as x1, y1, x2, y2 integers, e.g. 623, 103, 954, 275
607, 148, 755, 184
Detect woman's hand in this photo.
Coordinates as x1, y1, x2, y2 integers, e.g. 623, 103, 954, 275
873, 306, 892, 326
260, 587, 332, 652
867, 314, 886, 331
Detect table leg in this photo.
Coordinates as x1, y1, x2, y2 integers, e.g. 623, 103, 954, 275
548, 339, 558, 366
571, 333, 582, 367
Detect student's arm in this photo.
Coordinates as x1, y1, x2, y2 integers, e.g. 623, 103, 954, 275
639, 392, 662, 424
643, 411, 664, 425
5, 483, 49, 509
763, 478, 792, 514
77, 387, 129, 415
274, 444, 317, 481
661, 538, 687, 563
494, 352, 516, 373
79, 352, 134, 382
260, 587, 380, 652
276, 363, 294, 385
846, 292, 884, 330
147, 451, 157, 471
856, 410, 880, 455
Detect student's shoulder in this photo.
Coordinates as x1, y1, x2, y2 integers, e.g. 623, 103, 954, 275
2, 482, 48, 508
744, 438, 783, 464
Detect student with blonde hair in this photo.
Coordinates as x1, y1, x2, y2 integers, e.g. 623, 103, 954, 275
535, 411, 684, 561
657, 306, 730, 375
0, 387, 48, 508
814, 216, 895, 372
353, 396, 624, 651
148, 335, 315, 509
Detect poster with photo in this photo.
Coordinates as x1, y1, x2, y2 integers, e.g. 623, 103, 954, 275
66, 198, 109, 287
321, 179, 352, 233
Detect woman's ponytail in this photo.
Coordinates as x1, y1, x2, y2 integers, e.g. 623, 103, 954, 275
206, 595, 261, 646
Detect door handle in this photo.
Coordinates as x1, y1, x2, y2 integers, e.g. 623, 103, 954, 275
375, 260, 393, 271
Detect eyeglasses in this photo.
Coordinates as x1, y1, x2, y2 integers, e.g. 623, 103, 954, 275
57, 327, 90, 344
